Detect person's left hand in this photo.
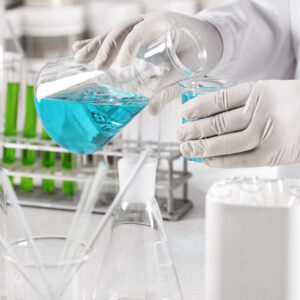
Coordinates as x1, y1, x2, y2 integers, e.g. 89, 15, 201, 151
177, 80, 300, 168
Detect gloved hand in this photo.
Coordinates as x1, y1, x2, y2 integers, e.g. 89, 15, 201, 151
72, 11, 222, 114
177, 80, 300, 168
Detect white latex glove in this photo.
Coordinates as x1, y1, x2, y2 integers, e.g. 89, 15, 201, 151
177, 80, 300, 168
72, 11, 222, 115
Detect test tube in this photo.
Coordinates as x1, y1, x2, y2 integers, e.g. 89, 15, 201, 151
61, 152, 77, 196
3, 70, 20, 184
21, 73, 36, 192
41, 129, 55, 194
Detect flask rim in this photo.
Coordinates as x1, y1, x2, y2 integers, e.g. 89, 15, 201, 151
165, 23, 207, 76
118, 156, 157, 167
179, 76, 237, 90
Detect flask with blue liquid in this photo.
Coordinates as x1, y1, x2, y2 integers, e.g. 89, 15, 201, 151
34, 24, 207, 155
179, 77, 236, 162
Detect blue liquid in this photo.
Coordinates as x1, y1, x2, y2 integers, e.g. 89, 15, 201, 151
35, 85, 148, 154
182, 91, 205, 163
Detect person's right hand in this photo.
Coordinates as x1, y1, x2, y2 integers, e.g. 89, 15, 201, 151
73, 13, 179, 70
177, 80, 300, 168
72, 11, 222, 114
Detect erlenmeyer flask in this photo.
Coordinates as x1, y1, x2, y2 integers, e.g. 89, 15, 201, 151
34, 23, 207, 155
96, 157, 183, 300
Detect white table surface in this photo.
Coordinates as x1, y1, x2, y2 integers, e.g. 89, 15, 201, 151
6, 200, 205, 300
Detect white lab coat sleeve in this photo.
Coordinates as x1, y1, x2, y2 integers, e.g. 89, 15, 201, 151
196, 0, 296, 81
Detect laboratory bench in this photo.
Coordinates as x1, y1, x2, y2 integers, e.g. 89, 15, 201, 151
7, 199, 206, 299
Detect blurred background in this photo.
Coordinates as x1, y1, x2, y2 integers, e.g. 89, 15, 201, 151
0, 0, 278, 219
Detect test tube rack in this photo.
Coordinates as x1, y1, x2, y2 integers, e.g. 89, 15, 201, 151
0, 134, 193, 220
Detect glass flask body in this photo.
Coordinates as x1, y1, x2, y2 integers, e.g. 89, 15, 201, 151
34, 24, 207, 155
96, 157, 183, 300
4, 236, 95, 300
179, 77, 236, 162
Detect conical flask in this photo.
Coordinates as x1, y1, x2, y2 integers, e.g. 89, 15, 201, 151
34, 24, 207, 155
96, 157, 183, 300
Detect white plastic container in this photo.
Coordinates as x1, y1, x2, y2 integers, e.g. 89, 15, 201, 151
86, 0, 142, 37
206, 177, 300, 300
23, 4, 85, 70
4, 8, 23, 52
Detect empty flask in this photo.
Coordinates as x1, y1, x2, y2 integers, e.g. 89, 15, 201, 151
96, 156, 183, 300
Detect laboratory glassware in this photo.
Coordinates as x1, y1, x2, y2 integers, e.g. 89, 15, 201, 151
96, 156, 183, 300
61, 152, 76, 196
0, 167, 101, 299
3, 67, 21, 184
21, 72, 37, 192
41, 129, 55, 194
0, 167, 54, 299
54, 151, 151, 298
34, 23, 207, 154
179, 76, 236, 162
4, 236, 95, 300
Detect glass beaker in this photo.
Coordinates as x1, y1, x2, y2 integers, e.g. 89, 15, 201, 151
96, 156, 183, 300
34, 23, 207, 155
179, 77, 236, 162
4, 236, 95, 300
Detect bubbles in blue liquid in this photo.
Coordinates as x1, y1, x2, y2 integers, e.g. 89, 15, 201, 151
35, 85, 148, 154
90, 111, 105, 123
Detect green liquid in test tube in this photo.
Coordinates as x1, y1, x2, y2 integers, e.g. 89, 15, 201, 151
61, 153, 77, 196
3, 82, 20, 184
41, 129, 55, 194
21, 85, 37, 192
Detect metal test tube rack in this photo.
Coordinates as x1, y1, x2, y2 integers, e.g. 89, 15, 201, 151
1, 134, 193, 220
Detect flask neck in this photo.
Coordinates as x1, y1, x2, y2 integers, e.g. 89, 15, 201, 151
118, 157, 157, 203
165, 23, 207, 76
133, 23, 207, 96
